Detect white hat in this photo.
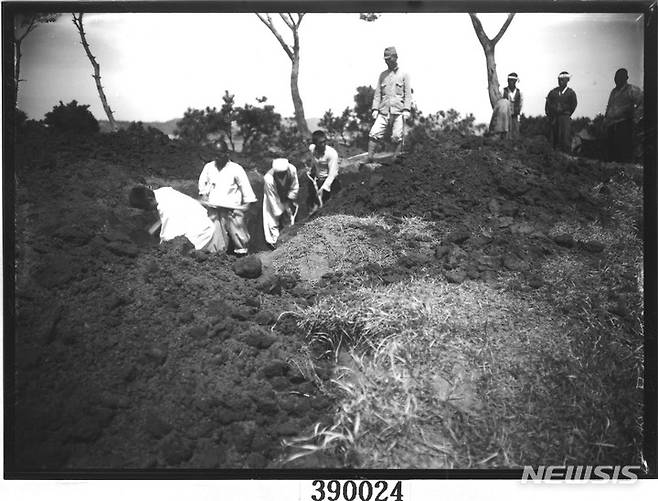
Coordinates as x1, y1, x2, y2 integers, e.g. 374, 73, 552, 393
558, 71, 571, 79
272, 158, 290, 173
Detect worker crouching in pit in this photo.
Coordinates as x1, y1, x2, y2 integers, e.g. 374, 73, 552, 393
263, 158, 299, 249
128, 185, 224, 252
198, 148, 257, 256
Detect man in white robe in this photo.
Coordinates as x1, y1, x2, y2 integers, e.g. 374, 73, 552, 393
198, 151, 257, 255
262, 158, 299, 248
128, 185, 222, 252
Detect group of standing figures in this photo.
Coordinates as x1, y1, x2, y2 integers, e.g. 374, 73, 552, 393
128, 47, 644, 256
490, 67, 642, 163
367, 46, 643, 163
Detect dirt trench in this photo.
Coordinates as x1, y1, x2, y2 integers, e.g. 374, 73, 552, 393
9, 127, 643, 470
11, 129, 342, 470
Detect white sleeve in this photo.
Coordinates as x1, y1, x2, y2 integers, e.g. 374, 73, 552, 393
236, 167, 257, 204
198, 163, 211, 196
320, 149, 339, 192
288, 166, 299, 201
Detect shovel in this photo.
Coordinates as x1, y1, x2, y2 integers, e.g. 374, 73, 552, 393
306, 170, 323, 213
147, 219, 162, 235
289, 202, 299, 226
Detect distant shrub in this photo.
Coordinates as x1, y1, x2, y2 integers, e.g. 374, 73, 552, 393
318, 107, 352, 144
15, 108, 28, 129
175, 107, 229, 148
44, 100, 99, 133
316, 85, 376, 148
405, 108, 486, 152
235, 97, 282, 154
519, 114, 549, 137
521, 113, 643, 162
275, 123, 308, 167
175, 93, 282, 154
125, 121, 170, 143
414, 109, 486, 136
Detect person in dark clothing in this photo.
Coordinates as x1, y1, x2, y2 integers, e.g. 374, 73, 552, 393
602, 68, 643, 163
545, 71, 578, 153
502, 72, 523, 138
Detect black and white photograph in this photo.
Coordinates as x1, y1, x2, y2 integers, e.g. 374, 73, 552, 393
3, 0, 656, 486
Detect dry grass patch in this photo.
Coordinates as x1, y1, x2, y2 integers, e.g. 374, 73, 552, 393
282, 277, 641, 467
395, 215, 438, 242
280, 171, 642, 468
272, 214, 397, 281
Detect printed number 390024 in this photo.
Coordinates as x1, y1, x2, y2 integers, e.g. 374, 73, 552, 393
310, 480, 403, 501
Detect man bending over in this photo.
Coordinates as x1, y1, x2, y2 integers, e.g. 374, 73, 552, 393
129, 185, 223, 252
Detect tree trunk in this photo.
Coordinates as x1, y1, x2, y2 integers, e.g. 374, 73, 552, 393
469, 13, 515, 109
72, 13, 118, 131
13, 38, 22, 111
291, 47, 310, 136
12, 14, 59, 111
256, 13, 310, 138
484, 47, 502, 108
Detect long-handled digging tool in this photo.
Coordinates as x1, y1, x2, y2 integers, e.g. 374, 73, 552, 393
147, 219, 162, 235
306, 170, 323, 216
288, 202, 299, 226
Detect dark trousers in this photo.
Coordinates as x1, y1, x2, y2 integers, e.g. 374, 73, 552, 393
509, 115, 520, 139
606, 120, 634, 163
307, 175, 341, 210
550, 115, 572, 153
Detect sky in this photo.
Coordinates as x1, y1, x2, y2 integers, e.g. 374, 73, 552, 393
16, 11, 644, 125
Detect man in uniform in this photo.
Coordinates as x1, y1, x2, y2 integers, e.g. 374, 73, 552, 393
367, 46, 412, 163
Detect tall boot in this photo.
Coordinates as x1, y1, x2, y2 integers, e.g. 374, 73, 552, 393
393, 141, 403, 161
367, 139, 377, 162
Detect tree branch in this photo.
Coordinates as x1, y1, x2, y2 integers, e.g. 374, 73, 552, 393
72, 11, 117, 129
73, 14, 100, 72
280, 13, 295, 30
256, 13, 293, 61
16, 18, 37, 43
492, 13, 515, 45
468, 13, 490, 47
292, 25, 299, 52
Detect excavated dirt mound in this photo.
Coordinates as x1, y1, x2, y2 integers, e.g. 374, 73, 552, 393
320, 133, 643, 289
11, 128, 337, 470
9, 126, 643, 470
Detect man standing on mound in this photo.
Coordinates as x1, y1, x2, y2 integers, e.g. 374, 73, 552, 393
367, 46, 412, 163
198, 148, 257, 255
602, 68, 643, 163
489, 97, 512, 139
128, 185, 223, 252
545, 71, 578, 153
307, 130, 340, 216
263, 158, 299, 248
503, 72, 523, 139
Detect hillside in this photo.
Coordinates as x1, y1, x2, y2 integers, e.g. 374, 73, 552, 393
9, 124, 643, 470
98, 117, 323, 138
98, 118, 180, 135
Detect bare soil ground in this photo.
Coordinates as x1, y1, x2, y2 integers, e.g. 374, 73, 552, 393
9, 126, 643, 470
